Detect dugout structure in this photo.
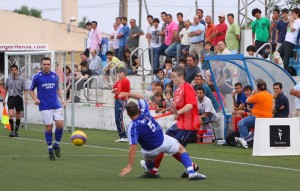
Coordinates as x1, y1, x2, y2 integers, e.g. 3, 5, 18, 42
205, 54, 296, 136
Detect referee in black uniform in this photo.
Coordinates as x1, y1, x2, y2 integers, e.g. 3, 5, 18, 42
3, 64, 28, 137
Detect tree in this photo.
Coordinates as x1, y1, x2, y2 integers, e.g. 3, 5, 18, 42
13, 5, 42, 18
78, 16, 89, 29
285, 0, 300, 10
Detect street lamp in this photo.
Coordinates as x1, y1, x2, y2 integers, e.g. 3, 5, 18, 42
67, 17, 76, 33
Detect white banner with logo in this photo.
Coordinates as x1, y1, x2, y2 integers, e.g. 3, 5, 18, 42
0, 44, 48, 51
253, 118, 300, 156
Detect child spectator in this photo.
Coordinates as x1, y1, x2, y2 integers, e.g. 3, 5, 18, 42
246, 45, 256, 57
145, 81, 157, 104
177, 57, 187, 69
154, 91, 166, 113
163, 58, 173, 79
123, 49, 140, 75
156, 81, 164, 94
165, 82, 173, 93
201, 42, 214, 78
266, 43, 283, 67
164, 90, 173, 108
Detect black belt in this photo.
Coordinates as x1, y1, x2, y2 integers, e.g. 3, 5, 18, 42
191, 41, 204, 44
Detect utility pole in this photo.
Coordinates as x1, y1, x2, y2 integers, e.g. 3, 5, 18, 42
195, 0, 198, 13
119, 0, 128, 17
144, 0, 149, 17
212, 0, 215, 23
139, 0, 142, 28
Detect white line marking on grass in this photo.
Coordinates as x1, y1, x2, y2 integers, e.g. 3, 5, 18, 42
2, 135, 300, 172
0, 154, 128, 158
190, 156, 300, 172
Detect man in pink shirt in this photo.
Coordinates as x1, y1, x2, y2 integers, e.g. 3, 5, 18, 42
157, 14, 177, 66
90, 21, 102, 53
164, 14, 178, 47
208, 13, 228, 52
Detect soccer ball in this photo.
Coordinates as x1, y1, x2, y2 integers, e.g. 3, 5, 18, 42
71, 130, 87, 146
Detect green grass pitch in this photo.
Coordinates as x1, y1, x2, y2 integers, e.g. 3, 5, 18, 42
0, 124, 300, 191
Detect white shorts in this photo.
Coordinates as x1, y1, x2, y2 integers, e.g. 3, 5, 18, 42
40, 108, 64, 125
141, 134, 180, 160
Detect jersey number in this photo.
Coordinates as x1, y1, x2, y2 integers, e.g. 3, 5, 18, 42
147, 121, 156, 132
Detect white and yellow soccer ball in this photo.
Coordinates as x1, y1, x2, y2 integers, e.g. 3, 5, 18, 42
71, 130, 87, 146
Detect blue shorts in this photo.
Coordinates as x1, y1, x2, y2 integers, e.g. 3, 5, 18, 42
166, 124, 198, 147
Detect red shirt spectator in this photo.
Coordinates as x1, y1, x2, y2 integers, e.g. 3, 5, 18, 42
211, 14, 228, 46
173, 82, 200, 130
113, 75, 130, 100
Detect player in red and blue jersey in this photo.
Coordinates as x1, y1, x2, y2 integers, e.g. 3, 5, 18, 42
119, 92, 206, 180
29, 57, 65, 161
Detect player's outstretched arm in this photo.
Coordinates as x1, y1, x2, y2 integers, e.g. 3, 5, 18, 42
119, 144, 137, 177
119, 92, 144, 100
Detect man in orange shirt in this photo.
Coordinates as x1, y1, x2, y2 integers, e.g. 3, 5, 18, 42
205, 15, 215, 44
235, 80, 273, 148
112, 67, 130, 142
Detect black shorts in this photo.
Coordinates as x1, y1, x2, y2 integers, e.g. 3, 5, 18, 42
7, 96, 24, 111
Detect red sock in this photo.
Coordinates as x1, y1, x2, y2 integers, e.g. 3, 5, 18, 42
154, 152, 164, 169
172, 153, 181, 162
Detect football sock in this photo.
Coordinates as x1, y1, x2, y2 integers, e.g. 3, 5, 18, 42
15, 119, 21, 132
45, 131, 53, 152
145, 160, 159, 175
53, 128, 63, 148
145, 160, 154, 170
9, 119, 14, 132
172, 153, 181, 162
180, 152, 195, 174
154, 152, 164, 169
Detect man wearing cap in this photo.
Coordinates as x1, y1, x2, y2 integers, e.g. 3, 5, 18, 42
112, 67, 130, 142
209, 13, 228, 53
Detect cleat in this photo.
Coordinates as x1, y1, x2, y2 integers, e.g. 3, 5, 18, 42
181, 163, 199, 178
49, 151, 56, 161
14, 132, 19, 137
53, 146, 61, 158
114, 138, 128, 143
139, 172, 160, 178
188, 172, 207, 180
9, 131, 15, 137
235, 137, 248, 149
140, 160, 149, 172
234, 137, 241, 147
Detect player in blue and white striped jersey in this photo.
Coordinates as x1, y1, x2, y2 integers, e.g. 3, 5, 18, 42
119, 92, 206, 180
29, 57, 65, 161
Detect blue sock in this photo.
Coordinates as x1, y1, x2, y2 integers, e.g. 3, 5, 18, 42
53, 128, 63, 148
180, 152, 195, 174
45, 131, 53, 152
145, 160, 154, 170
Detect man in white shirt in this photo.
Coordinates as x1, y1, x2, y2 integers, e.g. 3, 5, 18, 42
290, 81, 300, 117
85, 22, 93, 57
148, 18, 162, 72
196, 87, 217, 123
278, 8, 300, 70
113, 17, 123, 57
89, 49, 102, 75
